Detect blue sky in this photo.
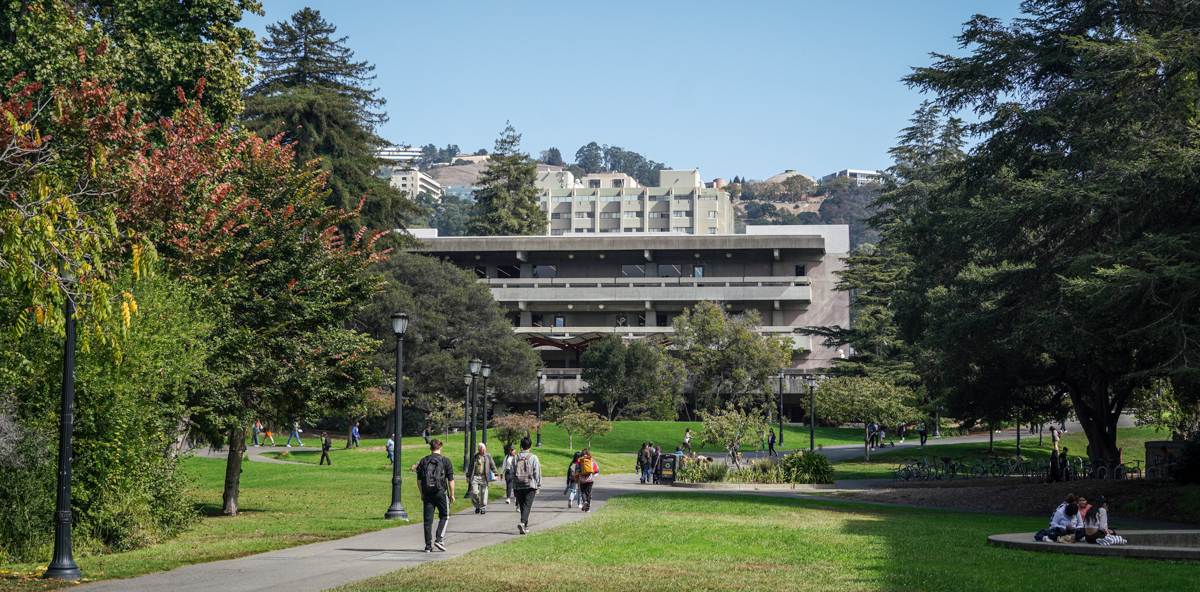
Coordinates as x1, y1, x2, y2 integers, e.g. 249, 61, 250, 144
243, 1, 1023, 181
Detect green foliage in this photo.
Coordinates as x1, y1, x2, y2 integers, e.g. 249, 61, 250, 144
697, 404, 768, 467
580, 335, 682, 421
672, 301, 792, 411
490, 411, 544, 448
467, 122, 545, 236
543, 395, 588, 449
571, 142, 667, 186
813, 377, 919, 460
1132, 378, 1200, 441
240, 8, 419, 233
0, 272, 206, 562
722, 452, 832, 485
410, 193, 471, 237
675, 457, 728, 483
353, 251, 540, 418
0, 0, 260, 123
571, 412, 613, 449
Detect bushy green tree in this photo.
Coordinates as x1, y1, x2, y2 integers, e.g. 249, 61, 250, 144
467, 123, 545, 236
813, 377, 918, 460
698, 404, 768, 468
240, 8, 419, 233
581, 335, 682, 420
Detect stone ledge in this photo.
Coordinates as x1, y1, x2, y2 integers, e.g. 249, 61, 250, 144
670, 482, 836, 491
988, 531, 1200, 561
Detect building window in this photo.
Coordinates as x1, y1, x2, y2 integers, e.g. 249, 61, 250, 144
551, 229, 565, 235
554, 315, 566, 327
658, 264, 682, 278
638, 313, 646, 327
532, 314, 544, 328
497, 265, 521, 278
512, 314, 521, 327
533, 265, 557, 278
693, 265, 705, 278
624, 228, 636, 232
656, 313, 670, 327
575, 212, 595, 219
795, 264, 807, 277
612, 179, 623, 188
708, 211, 717, 219
621, 264, 645, 277
707, 227, 717, 234
551, 213, 562, 219
649, 212, 662, 219
648, 228, 661, 232
672, 226, 689, 233
616, 315, 629, 327
588, 179, 601, 188
623, 211, 641, 218
474, 266, 487, 278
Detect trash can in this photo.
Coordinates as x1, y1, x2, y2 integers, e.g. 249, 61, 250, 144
658, 453, 679, 485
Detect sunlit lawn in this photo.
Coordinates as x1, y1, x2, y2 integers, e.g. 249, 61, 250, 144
832, 426, 1167, 480
332, 493, 1196, 592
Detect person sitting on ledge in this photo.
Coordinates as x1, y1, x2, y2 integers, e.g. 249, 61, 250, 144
1082, 495, 1127, 546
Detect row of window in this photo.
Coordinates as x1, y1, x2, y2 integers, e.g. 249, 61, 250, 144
477, 263, 807, 280
522, 313, 673, 328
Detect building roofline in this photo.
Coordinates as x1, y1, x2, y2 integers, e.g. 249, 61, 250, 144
411, 234, 827, 254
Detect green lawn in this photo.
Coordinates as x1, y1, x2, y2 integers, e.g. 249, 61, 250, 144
832, 426, 1168, 480
332, 493, 1195, 592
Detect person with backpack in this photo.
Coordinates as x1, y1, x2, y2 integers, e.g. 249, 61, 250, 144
465, 442, 498, 514
637, 444, 651, 484
575, 448, 600, 512
501, 445, 516, 505
414, 438, 456, 552
511, 436, 542, 535
565, 451, 582, 509
319, 432, 333, 466
649, 444, 661, 484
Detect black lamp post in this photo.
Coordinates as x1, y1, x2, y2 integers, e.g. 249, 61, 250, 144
44, 294, 81, 582
807, 376, 817, 451
777, 371, 785, 448
468, 358, 482, 468
384, 312, 409, 520
462, 372, 471, 470
479, 364, 491, 444
535, 368, 544, 447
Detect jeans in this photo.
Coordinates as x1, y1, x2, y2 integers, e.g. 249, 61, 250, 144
422, 491, 450, 549
919, 431, 928, 445
515, 488, 536, 526
469, 477, 489, 509
640, 463, 652, 482
286, 431, 303, 446
387, 450, 394, 465
252, 433, 260, 446
505, 477, 513, 499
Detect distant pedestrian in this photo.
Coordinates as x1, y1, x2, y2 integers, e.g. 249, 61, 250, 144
466, 442, 498, 514
565, 451, 582, 508
650, 444, 661, 484
264, 426, 275, 446
286, 421, 304, 447
898, 424, 907, 443
319, 432, 332, 465
637, 444, 651, 483
423, 424, 432, 444
867, 421, 878, 449
767, 429, 778, 457
351, 422, 361, 448
252, 421, 263, 446
512, 436, 542, 535
1051, 426, 1061, 452
575, 448, 600, 512
502, 445, 516, 504
386, 435, 395, 465
682, 428, 693, 452
918, 422, 928, 446
415, 439, 455, 553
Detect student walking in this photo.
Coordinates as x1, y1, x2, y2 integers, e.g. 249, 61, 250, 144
264, 425, 276, 446
575, 448, 600, 512
649, 444, 661, 484
466, 442, 497, 514
565, 451, 582, 508
1050, 426, 1062, 452
319, 432, 333, 465
386, 435, 395, 465
501, 445, 516, 504
512, 436, 542, 535
351, 422, 361, 448
767, 428, 778, 457
252, 421, 262, 446
682, 428, 693, 453
423, 424, 432, 444
415, 439, 455, 553
918, 422, 928, 446
637, 444, 651, 484
286, 421, 304, 447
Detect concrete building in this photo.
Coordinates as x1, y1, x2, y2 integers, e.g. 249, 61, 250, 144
376, 146, 422, 165
379, 165, 443, 197
819, 169, 882, 186
411, 227, 850, 416
443, 185, 478, 201
537, 169, 735, 236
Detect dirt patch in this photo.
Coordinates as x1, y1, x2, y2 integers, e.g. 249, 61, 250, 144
843, 478, 1200, 525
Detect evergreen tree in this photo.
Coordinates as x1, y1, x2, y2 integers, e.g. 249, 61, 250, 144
240, 8, 418, 233
467, 123, 546, 236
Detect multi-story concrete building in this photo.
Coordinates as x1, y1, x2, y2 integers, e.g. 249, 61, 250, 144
379, 165, 443, 197
442, 185, 478, 201
376, 146, 422, 165
819, 169, 882, 186
538, 169, 735, 236
412, 227, 850, 419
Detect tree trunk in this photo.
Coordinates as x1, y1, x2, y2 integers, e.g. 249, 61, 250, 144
222, 426, 247, 516
567, 430, 573, 450
1067, 380, 1126, 469
989, 425, 994, 453
863, 425, 870, 461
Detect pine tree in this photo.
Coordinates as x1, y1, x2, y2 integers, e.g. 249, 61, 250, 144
240, 8, 418, 233
467, 123, 546, 236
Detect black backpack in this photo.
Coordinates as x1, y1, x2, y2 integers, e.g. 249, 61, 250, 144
422, 455, 446, 495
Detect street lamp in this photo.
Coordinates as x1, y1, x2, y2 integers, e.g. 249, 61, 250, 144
777, 371, 785, 448
478, 364, 490, 447
468, 358, 482, 467
45, 288, 81, 581
384, 311, 409, 520
806, 376, 818, 451
462, 373, 471, 470
536, 368, 544, 447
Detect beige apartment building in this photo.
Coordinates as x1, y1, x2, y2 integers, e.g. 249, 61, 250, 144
538, 169, 735, 235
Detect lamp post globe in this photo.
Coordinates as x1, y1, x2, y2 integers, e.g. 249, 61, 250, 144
469, 358, 482, 376
481, 364, 491, 379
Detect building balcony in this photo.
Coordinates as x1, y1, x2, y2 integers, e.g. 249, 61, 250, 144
482, 276, 811, 305
515, 325, 812, 351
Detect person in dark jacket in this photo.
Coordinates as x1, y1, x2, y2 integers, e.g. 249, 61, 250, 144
319, 432, 332, 466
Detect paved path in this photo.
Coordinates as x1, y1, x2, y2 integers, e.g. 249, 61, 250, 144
190, 446, 311, 465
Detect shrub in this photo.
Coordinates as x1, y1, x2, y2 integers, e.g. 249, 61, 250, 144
725, 452, 834, 485
677, 457, 729, 483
